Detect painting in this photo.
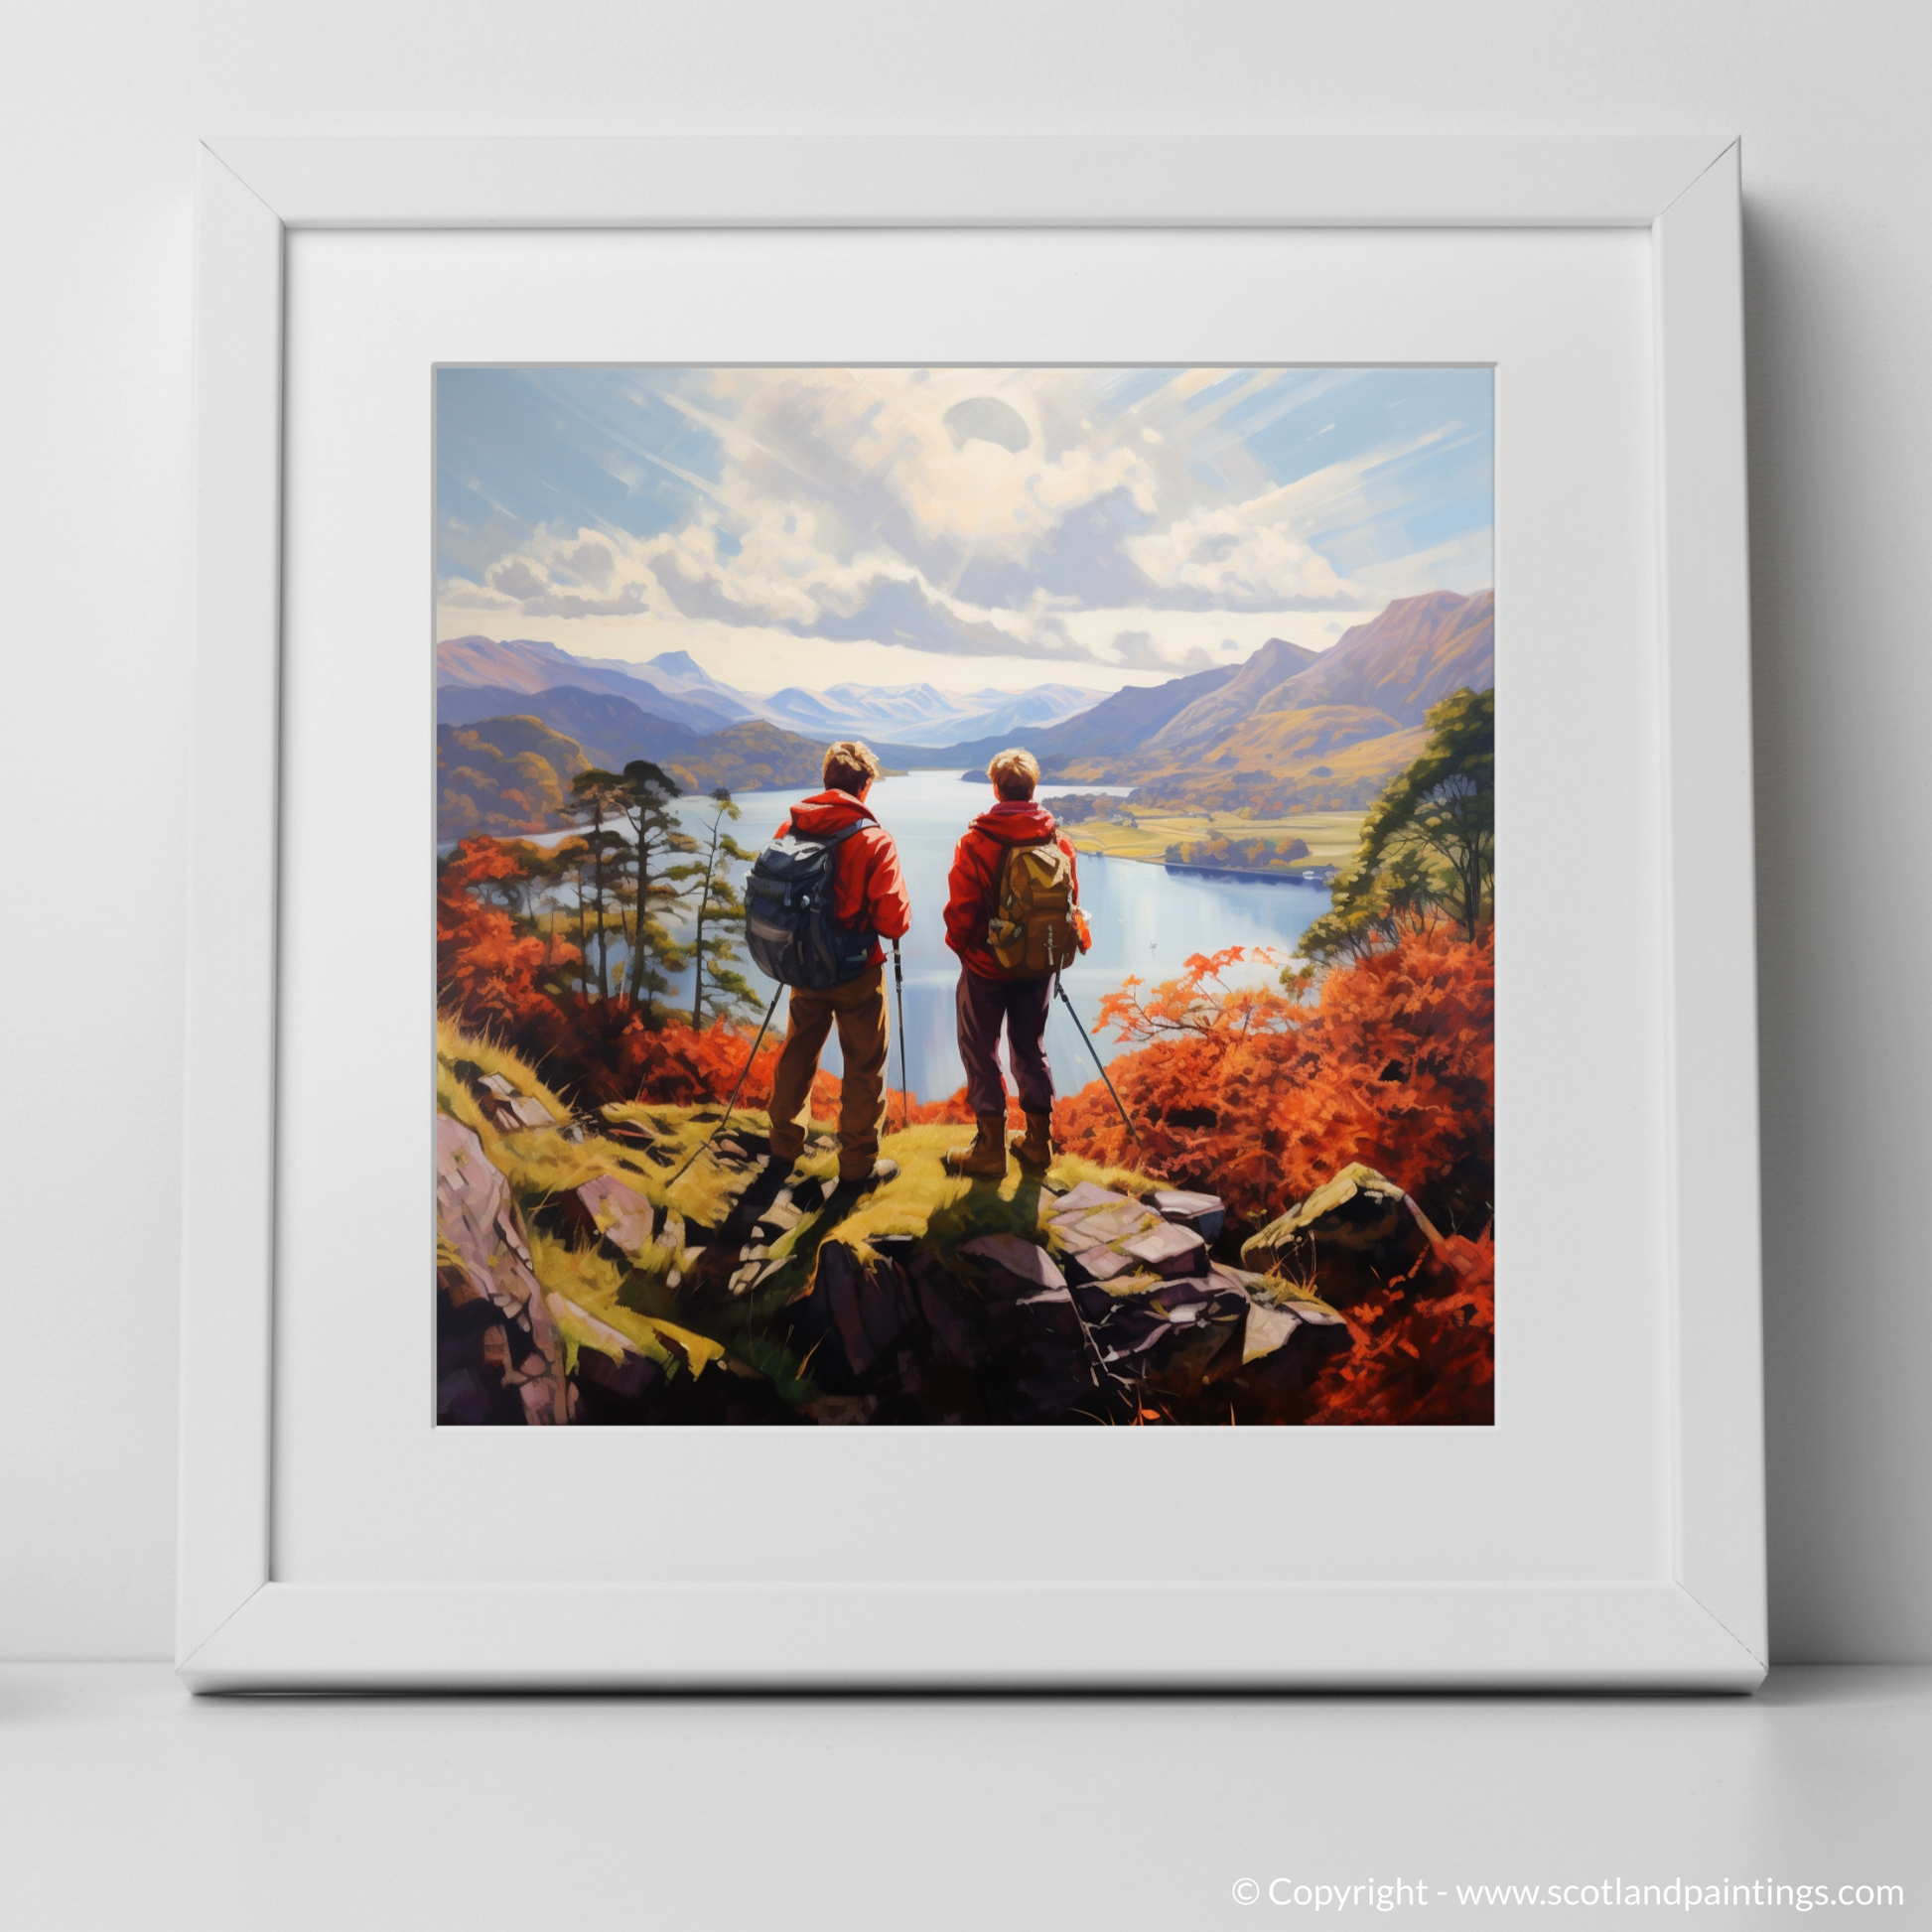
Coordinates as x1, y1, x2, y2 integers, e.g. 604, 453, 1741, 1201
433, 366, 1494, 1427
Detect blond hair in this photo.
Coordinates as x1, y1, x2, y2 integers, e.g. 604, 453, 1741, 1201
987, 747, 1040, 801
822, 740, 883, 796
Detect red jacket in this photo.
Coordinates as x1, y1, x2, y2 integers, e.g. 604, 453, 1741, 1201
945, 799, 1080, 980
774, 791, 910, 968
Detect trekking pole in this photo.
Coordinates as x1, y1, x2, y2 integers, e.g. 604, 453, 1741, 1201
665, 984, 785, 1188
892, 937, 910, 1134
1053, 973, 1142, 1149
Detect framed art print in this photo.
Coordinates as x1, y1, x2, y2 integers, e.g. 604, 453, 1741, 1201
179, 138, 1764, 1689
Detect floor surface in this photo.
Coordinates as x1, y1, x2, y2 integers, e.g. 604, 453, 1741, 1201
1, 1664, 1925, 1927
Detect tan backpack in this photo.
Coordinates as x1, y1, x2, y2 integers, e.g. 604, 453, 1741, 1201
987, 838, 1080, 977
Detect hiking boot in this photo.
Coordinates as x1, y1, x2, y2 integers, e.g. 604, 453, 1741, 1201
831, 1157, 900, 1198
1013, 1110, 1054, 1173
943, 1114, 1012, 1180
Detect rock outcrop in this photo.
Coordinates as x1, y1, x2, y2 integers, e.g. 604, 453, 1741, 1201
433, 1072, 1403, 1427
1240, 1162, 1443, 1307
435, 1115, 571, 1425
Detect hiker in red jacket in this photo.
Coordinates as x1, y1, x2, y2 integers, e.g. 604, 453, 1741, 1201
764, 742, 912, 1191
942, 747, 1088, 1179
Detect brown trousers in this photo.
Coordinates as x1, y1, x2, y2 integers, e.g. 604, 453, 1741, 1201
766, 963, 890, 1180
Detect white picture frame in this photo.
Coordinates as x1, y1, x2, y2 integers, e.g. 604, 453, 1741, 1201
180, 136, 1762, 1691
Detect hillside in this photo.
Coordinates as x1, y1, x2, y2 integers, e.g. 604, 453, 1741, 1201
929, 661, 1238, 770
437, 711, 837, 841
433, 594, 1492, 819
570, 645, 760, 726
436, 683, 700, 770
660, 719, 837, 796
1260, 589, 1494, 725
437, 634, 748, 734
1136, 710, 1431, 813
439, 717, 590, 837
1056, 590, 1493, 809
1139, 636, 1321, 755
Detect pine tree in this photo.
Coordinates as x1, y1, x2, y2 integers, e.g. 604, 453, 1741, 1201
672, 788, 759, 1027
563, 769, 634, 999
618, 759, 696, 1023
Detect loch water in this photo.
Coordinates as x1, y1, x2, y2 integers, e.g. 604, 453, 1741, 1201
653, 769, 1331, 1105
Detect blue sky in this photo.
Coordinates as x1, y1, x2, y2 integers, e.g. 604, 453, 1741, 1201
436, 365, 1492, 694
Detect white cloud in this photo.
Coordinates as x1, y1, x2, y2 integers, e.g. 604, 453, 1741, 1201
438, 369, 1476, 668
1125, 478, 1362, 611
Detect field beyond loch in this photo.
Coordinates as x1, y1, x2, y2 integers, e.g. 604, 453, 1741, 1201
1057, 807, 1367, 874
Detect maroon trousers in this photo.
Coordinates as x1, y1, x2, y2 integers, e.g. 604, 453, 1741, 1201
955, 969, 1054, 1118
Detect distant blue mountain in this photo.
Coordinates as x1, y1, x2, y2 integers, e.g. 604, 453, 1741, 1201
438, 633, 1100, 749
758, 677, 1096, 745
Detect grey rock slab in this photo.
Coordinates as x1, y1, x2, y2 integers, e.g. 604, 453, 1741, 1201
1122, 1221, 1208, 1277
1242, 1301, 1304, 1364
1205, 1263, 1275, 1298
1072, 1203, 1161, 1247
436, 1114, 543, 1318
1052, 1181, 1131, 1216
576, 1174, 656, 1258
1153, 1188, 1227, 1240
1240, 1162, 1433, 1305
1068, 1243, 1140, 1284
1047, 1210, 1104, 1251
961, 1233, 1066, 1292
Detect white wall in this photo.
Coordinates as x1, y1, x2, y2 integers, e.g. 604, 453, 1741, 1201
3, 0, 1925, 1662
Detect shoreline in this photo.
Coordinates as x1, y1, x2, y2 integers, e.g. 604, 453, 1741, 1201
1074, 845, 1339, 888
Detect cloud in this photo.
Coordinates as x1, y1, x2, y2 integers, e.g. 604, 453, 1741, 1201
442, 517, 1109, 662
487, 557, 548, 601
799, 575, 1054, 660
1105, 629, 1195, 672
1125, 477, 1370, 613
438, 368, 1482, 665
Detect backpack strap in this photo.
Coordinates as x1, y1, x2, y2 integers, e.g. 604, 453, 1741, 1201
788, 818, 865, 849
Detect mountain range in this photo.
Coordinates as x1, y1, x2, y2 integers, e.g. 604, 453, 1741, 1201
1116, 589, 1495, 811
433, 589, 1494, 836
935, 591, 1493, 809
436, 635, 1095, 746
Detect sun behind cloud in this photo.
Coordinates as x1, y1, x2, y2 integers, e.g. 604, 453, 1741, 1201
435, 365, 1492, 690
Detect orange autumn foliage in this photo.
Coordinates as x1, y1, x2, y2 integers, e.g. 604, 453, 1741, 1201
440, 838, 1039, 1127
1305, 1225, 1494, 1427
437, 838, 575, 1034
1052, 929, 1494, 1233
436, 841, 830, 1115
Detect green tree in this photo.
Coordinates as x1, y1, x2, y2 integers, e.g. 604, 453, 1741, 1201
1301, 687, 1494, 963
563, 769, 634, 999
548, 835, 593, 996
672, 788, 758, 1027
618, 759, 695, 1022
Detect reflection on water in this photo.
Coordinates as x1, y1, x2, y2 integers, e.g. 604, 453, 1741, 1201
487, 769, 1332, 1105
